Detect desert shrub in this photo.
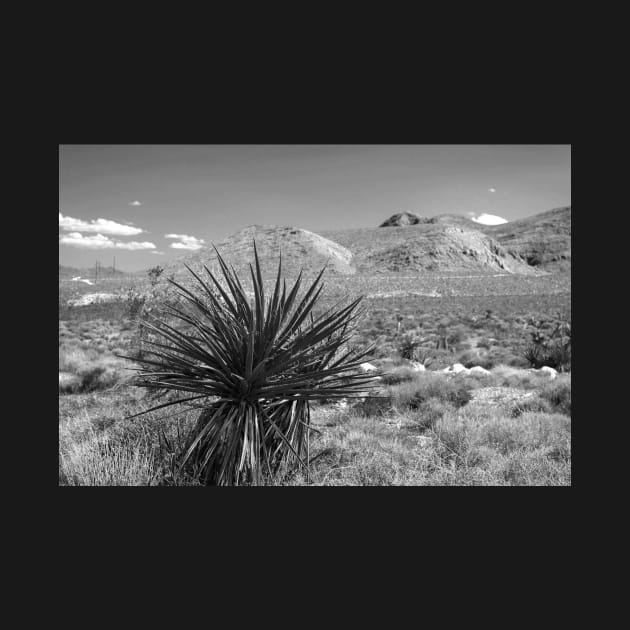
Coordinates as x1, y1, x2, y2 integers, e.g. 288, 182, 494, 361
483, 347, 529, 369
59, 347, 100, 373
524, 319, 571, 371
59, 373, 82, 394
354, 395, 392, 416
59, 344, 130, 394
423, 348, 455, 370
372, 338, 396, 359
396, 331, 431, 361
380, 366, 418, 385
389, 374, 471, 410
539, 379, 571, 416
412, 399, 454, 431
80, 367, 107, 392
458, 347, 519, 370
453, 371, 498, 389
126, 244, 378, 486
447, 326, 467, 346
509, 396, 552, 417
490, 365, 551, 390
507, 354, 531, 368
430, 410, 571, 480
458, 350, 489, 369
543, 341, 571, 372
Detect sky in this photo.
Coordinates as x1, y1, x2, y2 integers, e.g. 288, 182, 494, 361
59, 145, 571, 272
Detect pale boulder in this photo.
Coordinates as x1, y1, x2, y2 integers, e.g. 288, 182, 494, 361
540, 366, 558, 379
469, 366, 491, 375
442, 363, 469, 375
359, 362, 378, 373
451, 363, 469, 374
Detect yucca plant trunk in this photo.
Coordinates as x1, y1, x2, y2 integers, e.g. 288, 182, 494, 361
181, 398, 312, 485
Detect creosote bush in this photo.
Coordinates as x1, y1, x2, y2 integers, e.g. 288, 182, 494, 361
124, 243, 378, 485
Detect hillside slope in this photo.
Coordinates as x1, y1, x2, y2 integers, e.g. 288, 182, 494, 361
320, 223, 537, 274
481, 206, 571, 271
162, 207, 569, 285
166, 225, 356, 282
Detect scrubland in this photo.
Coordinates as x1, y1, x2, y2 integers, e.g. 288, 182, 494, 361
59, 324, 571, 486
59, 268, 570, 486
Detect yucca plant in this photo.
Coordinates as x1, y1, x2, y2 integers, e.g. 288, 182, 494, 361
123, 243, 378, 485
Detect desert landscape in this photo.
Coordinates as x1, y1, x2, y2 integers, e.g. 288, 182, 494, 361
59, 199, 571, 486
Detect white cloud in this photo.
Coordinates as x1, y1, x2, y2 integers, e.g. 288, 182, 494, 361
59, 212, 144, 236
165, 233, 206, 251
59, 232, 156, 250
470, 213, 508, 226
150, 251, 165, 255
488, 188, 497, 193
116, 240, 157, 250
128, 201, 144, 206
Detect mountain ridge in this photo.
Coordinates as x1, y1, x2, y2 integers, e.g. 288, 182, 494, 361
161, 206, 569, 283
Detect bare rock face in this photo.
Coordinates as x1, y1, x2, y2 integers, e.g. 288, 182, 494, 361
366, 226, 536, 274
483, 206, 571, 272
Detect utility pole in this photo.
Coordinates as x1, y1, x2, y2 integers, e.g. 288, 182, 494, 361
113, 256, 116, 276
95, 260, 98, 284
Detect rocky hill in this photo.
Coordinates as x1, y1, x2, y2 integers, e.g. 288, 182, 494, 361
380, 212, 485, 230
320, 224, 536, 275
482, 206, 571, 271
163, 206, 569, 285
167, 225, 356, 282
374, 206, 571, 272
380, 212, 436, 227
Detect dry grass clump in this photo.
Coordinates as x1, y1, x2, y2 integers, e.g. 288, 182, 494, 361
489, 365, 562, 389
508, 396, 552, 417
285, 412, 435, 486
59, 384, 571, 486
539, 378, 571, 416
380, 365, 419, 385
353, 371, 472, 417
59, 390, 200, 486
428, 409, 571, 485
58, 346, 132, 394
285, 405, 570, 486
410, 399, 454, 431
60, 432, 158, 486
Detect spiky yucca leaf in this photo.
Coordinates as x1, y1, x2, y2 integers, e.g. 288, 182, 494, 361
124, 243, 378, 485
